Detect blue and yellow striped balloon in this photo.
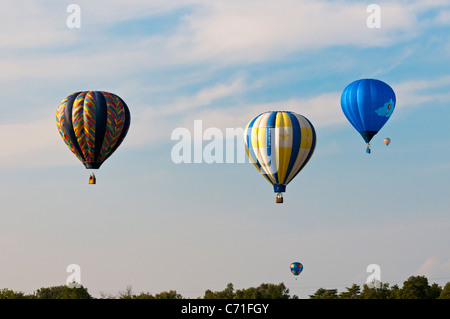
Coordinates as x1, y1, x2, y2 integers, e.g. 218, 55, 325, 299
244, 111, 316, 203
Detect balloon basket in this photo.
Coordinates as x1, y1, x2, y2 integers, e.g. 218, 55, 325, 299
89, 173, 96, 185
276, 193, 283, 204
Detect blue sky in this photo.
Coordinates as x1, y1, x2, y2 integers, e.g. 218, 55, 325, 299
0, 0, 450, 298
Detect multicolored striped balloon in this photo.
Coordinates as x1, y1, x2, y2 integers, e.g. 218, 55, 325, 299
290, 262, 303, 276
244, 111, 316, 203
56, 91, 131, 169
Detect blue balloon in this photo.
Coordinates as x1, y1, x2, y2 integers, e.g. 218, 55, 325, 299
341, 79, 396, 153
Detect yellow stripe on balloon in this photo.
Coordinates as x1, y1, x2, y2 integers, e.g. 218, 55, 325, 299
300, 127, 313, 149
275, 112, 293, 184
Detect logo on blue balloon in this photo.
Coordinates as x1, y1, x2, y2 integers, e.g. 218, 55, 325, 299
375, 99, 395, 117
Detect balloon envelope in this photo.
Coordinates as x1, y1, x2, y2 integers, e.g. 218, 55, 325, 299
341, 79, 395, 146
384, 138, 391, 146
290, 262, 303, 276
244, 111, 316, 194
56, 91, 131, 169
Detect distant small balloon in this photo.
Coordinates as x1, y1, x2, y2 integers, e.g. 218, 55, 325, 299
384, 138, 391, 146
290, 262, 303, 279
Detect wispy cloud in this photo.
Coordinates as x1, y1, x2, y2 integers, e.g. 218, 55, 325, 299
416, 256, 450, 279
0, 2, 72, 49
394, 75, 450, 108
158, 77, 248, 116
435, 10, 450, 25
169, 0, 420, 64
1, 0, 441, 77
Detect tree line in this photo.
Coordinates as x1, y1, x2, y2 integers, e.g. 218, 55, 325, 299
0, 275, 449, 299
309, 276, 450, 299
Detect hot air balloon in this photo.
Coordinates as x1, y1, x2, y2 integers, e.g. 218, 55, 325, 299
384, 138, 391, 146
244, 111, 316, 203
340, 79, 396, 154
290, 262, 303, 279
56, 91, 131, 183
